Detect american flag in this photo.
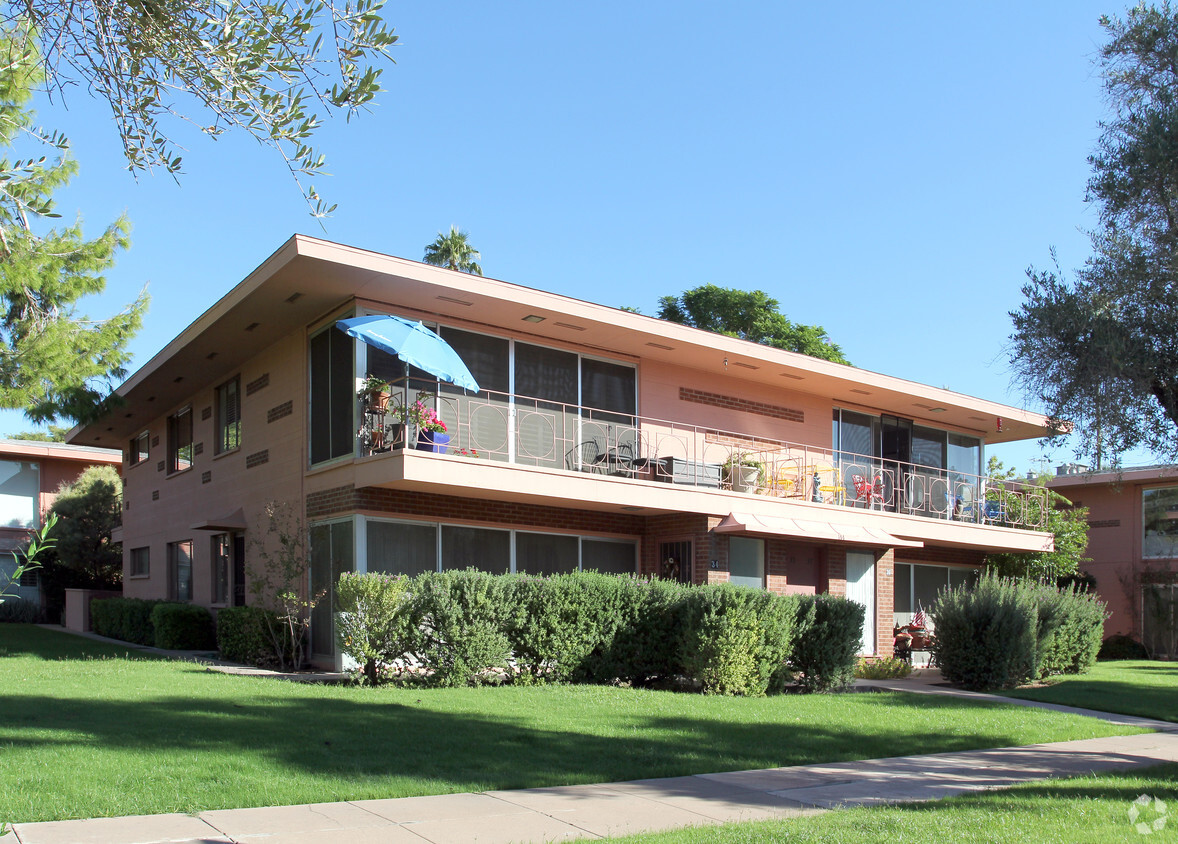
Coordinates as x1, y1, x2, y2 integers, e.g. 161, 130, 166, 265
912, 606, 927, 628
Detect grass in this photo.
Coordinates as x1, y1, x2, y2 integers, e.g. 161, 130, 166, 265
999, 660, 1178, 723
612, 763, 1178, 842
0, 625, 1148, 824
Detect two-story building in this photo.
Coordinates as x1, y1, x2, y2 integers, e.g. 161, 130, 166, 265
0, 439, 122, 607
68, 235, 1055, 666
1049, 464, 1178, 657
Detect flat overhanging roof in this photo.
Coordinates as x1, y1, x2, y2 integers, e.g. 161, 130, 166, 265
69, 235, 1059, 448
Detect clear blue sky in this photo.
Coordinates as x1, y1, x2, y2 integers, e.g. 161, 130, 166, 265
4, 2, 1145, 474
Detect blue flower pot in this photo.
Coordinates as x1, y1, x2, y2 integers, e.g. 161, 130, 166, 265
415, 430, 450, 453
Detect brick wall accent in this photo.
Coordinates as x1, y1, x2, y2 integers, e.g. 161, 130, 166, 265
151, 490, 159, 501
194, 442, 204, 456
151, 435, 159, 448
246, 373, 270, 396
157, 460, 165, 473
246, 449, 270, 469
1089, 519, 1121, 529
201, 471, 212, 485
765, 540, 822, 596
825, 546, 847, 597
307, 485, 646, 536
875, 548, 896, 656
267, 400, 294, 424
201, 406, 212, 421
679, 386, 804, 424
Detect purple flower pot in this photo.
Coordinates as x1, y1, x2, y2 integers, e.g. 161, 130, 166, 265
415, 430, 450, 453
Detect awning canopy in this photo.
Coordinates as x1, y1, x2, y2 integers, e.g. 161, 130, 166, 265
714, 512, 924, 549
190, 508, 248, 532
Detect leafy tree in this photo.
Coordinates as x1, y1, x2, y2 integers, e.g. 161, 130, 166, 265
423, 226, 482, 275
45, 465, 122, 586
0, 44, 146, 424
657, 285, 849, 364
8, 425, 68, 442
1010, 5, 1178, 466
2, 2, 397, 216
983, 460, 1091, 583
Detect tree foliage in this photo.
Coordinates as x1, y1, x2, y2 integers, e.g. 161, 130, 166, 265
3, 1, 397, 216
46, 464, 122, 586
423, 226, 482, 275
8, 425, 67, 441
983, 460, 1091, 583
0, 41, 147, 423
657, 284, 849, 364
1010, 4, 1178, 465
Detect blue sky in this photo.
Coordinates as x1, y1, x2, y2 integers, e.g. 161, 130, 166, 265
4, 2, 1140, 474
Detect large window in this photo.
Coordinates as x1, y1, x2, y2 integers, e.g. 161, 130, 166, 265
167, 407, 193, 473
441, 525, 510, 573
310, 520, 355, 655
728, 536, 765, 589
1143, 487, 1178, 559
310, 324, 354, 464
168, 540, 192, 601
516, 531, 579, 576
0, 460, 38, 528
894, 562, 977, 622
216, 377, 241, 454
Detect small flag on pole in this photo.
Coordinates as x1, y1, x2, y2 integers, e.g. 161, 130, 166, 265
912, 605, 927, 629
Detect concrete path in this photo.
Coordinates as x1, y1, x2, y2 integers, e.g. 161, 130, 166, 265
6, 669, 1177, 844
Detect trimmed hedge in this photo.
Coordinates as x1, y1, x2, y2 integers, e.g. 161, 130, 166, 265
0, 597, 40, 623
89, 597, 164, 645
151, 603, 215, 650
1098, 634, 1150, 661
932, 572, 1108, 690
789, 594, 864, 692
216, 606, 296, 668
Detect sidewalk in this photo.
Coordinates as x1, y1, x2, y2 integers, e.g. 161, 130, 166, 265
7, 670, 1177, 844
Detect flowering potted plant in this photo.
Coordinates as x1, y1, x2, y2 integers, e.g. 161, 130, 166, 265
357, 374, 391, 410
722, 452, 765, 493
396, 391, 450, 452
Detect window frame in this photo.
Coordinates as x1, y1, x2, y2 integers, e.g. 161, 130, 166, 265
167, 407, 194, 474
129, 546, 150, 578
168, 540, 193, 601
215, 376, 242, 455
129, 431, 149, 467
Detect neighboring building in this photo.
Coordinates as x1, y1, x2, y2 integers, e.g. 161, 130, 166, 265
0, 439, 122, 605
68, 236, 1056, 667
1049, 464, 1178, 657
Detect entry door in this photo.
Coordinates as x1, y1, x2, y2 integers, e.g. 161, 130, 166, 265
232, 534, 246, 607
845, 551, 876, 654
658, 540, 692, 584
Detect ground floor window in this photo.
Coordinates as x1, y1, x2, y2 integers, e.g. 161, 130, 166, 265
893, 562, 977, 624
168, 540, 192, 602
728, 536, 765, 589
310, 520, 356, 656
362, 516, 637, 577
211, 535, 230, 605
1143, 584, 1177, 658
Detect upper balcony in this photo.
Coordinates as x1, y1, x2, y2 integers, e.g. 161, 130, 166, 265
356, 379, 1050, 533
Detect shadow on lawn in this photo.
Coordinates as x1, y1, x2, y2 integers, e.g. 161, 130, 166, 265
0, 686, 1106, 796
0, 625, 159, 663
1006, 678, 1177, 723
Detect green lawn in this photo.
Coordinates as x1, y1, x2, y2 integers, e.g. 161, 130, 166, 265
613, 763, 1178, 843
1000, 660, 1178, 722
0, 625, 1148, 824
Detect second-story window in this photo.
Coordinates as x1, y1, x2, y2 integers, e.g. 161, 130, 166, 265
216, 376, 241, 454
129, 431, 149, 466
168, 407, 193, 473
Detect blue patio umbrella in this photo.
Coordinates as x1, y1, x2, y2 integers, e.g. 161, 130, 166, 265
336, 315, 481, 393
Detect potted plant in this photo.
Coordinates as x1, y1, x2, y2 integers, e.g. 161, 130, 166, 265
722, 452, 764, 493
357, 374, 391, 411
395, 391, 451, 452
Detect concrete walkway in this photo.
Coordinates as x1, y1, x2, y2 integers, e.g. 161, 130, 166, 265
6, 671, 1177, 844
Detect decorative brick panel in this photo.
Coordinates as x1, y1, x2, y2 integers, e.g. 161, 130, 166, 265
201, 406, 212, 421
246, 373, 270, 396
1088, 519, 1121, 529
157, 461, 165, 473
151, 436, 159, 448
152, 490, 159, 501
201, 471, 212, 484
679, 386, 804, 424
267, 400, 293, 424
246, 449, 270, 469
194, 442, 204, 456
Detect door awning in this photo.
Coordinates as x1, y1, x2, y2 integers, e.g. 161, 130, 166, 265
190, 508, 248, 532
714, 512, 924, 549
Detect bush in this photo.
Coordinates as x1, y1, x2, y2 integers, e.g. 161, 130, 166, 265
932, 573, 1039, 690
90, 597, 163, 645
590, 576, 687, 687
150, 603, 215, 650
680, 585, 800, 695
790, 595, 863, 692
854, 656, 913, 680
216, 606, 296, 668
1031, 583, 1106, 678
403, 570, 514, 686
0, 598, 40, 623
335, 571, 411, 684
1098, 633, 1150, 661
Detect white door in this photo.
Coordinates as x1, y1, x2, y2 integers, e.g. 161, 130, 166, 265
845, 551, 876, 655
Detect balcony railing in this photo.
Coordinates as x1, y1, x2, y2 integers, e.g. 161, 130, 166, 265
357, 379, 1050, 531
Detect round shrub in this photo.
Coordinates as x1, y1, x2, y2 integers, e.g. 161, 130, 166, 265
932, 573, 1038, 690
335, 571, 410, 684
1098, 633, 1150, 661
789, 594, 864, 692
